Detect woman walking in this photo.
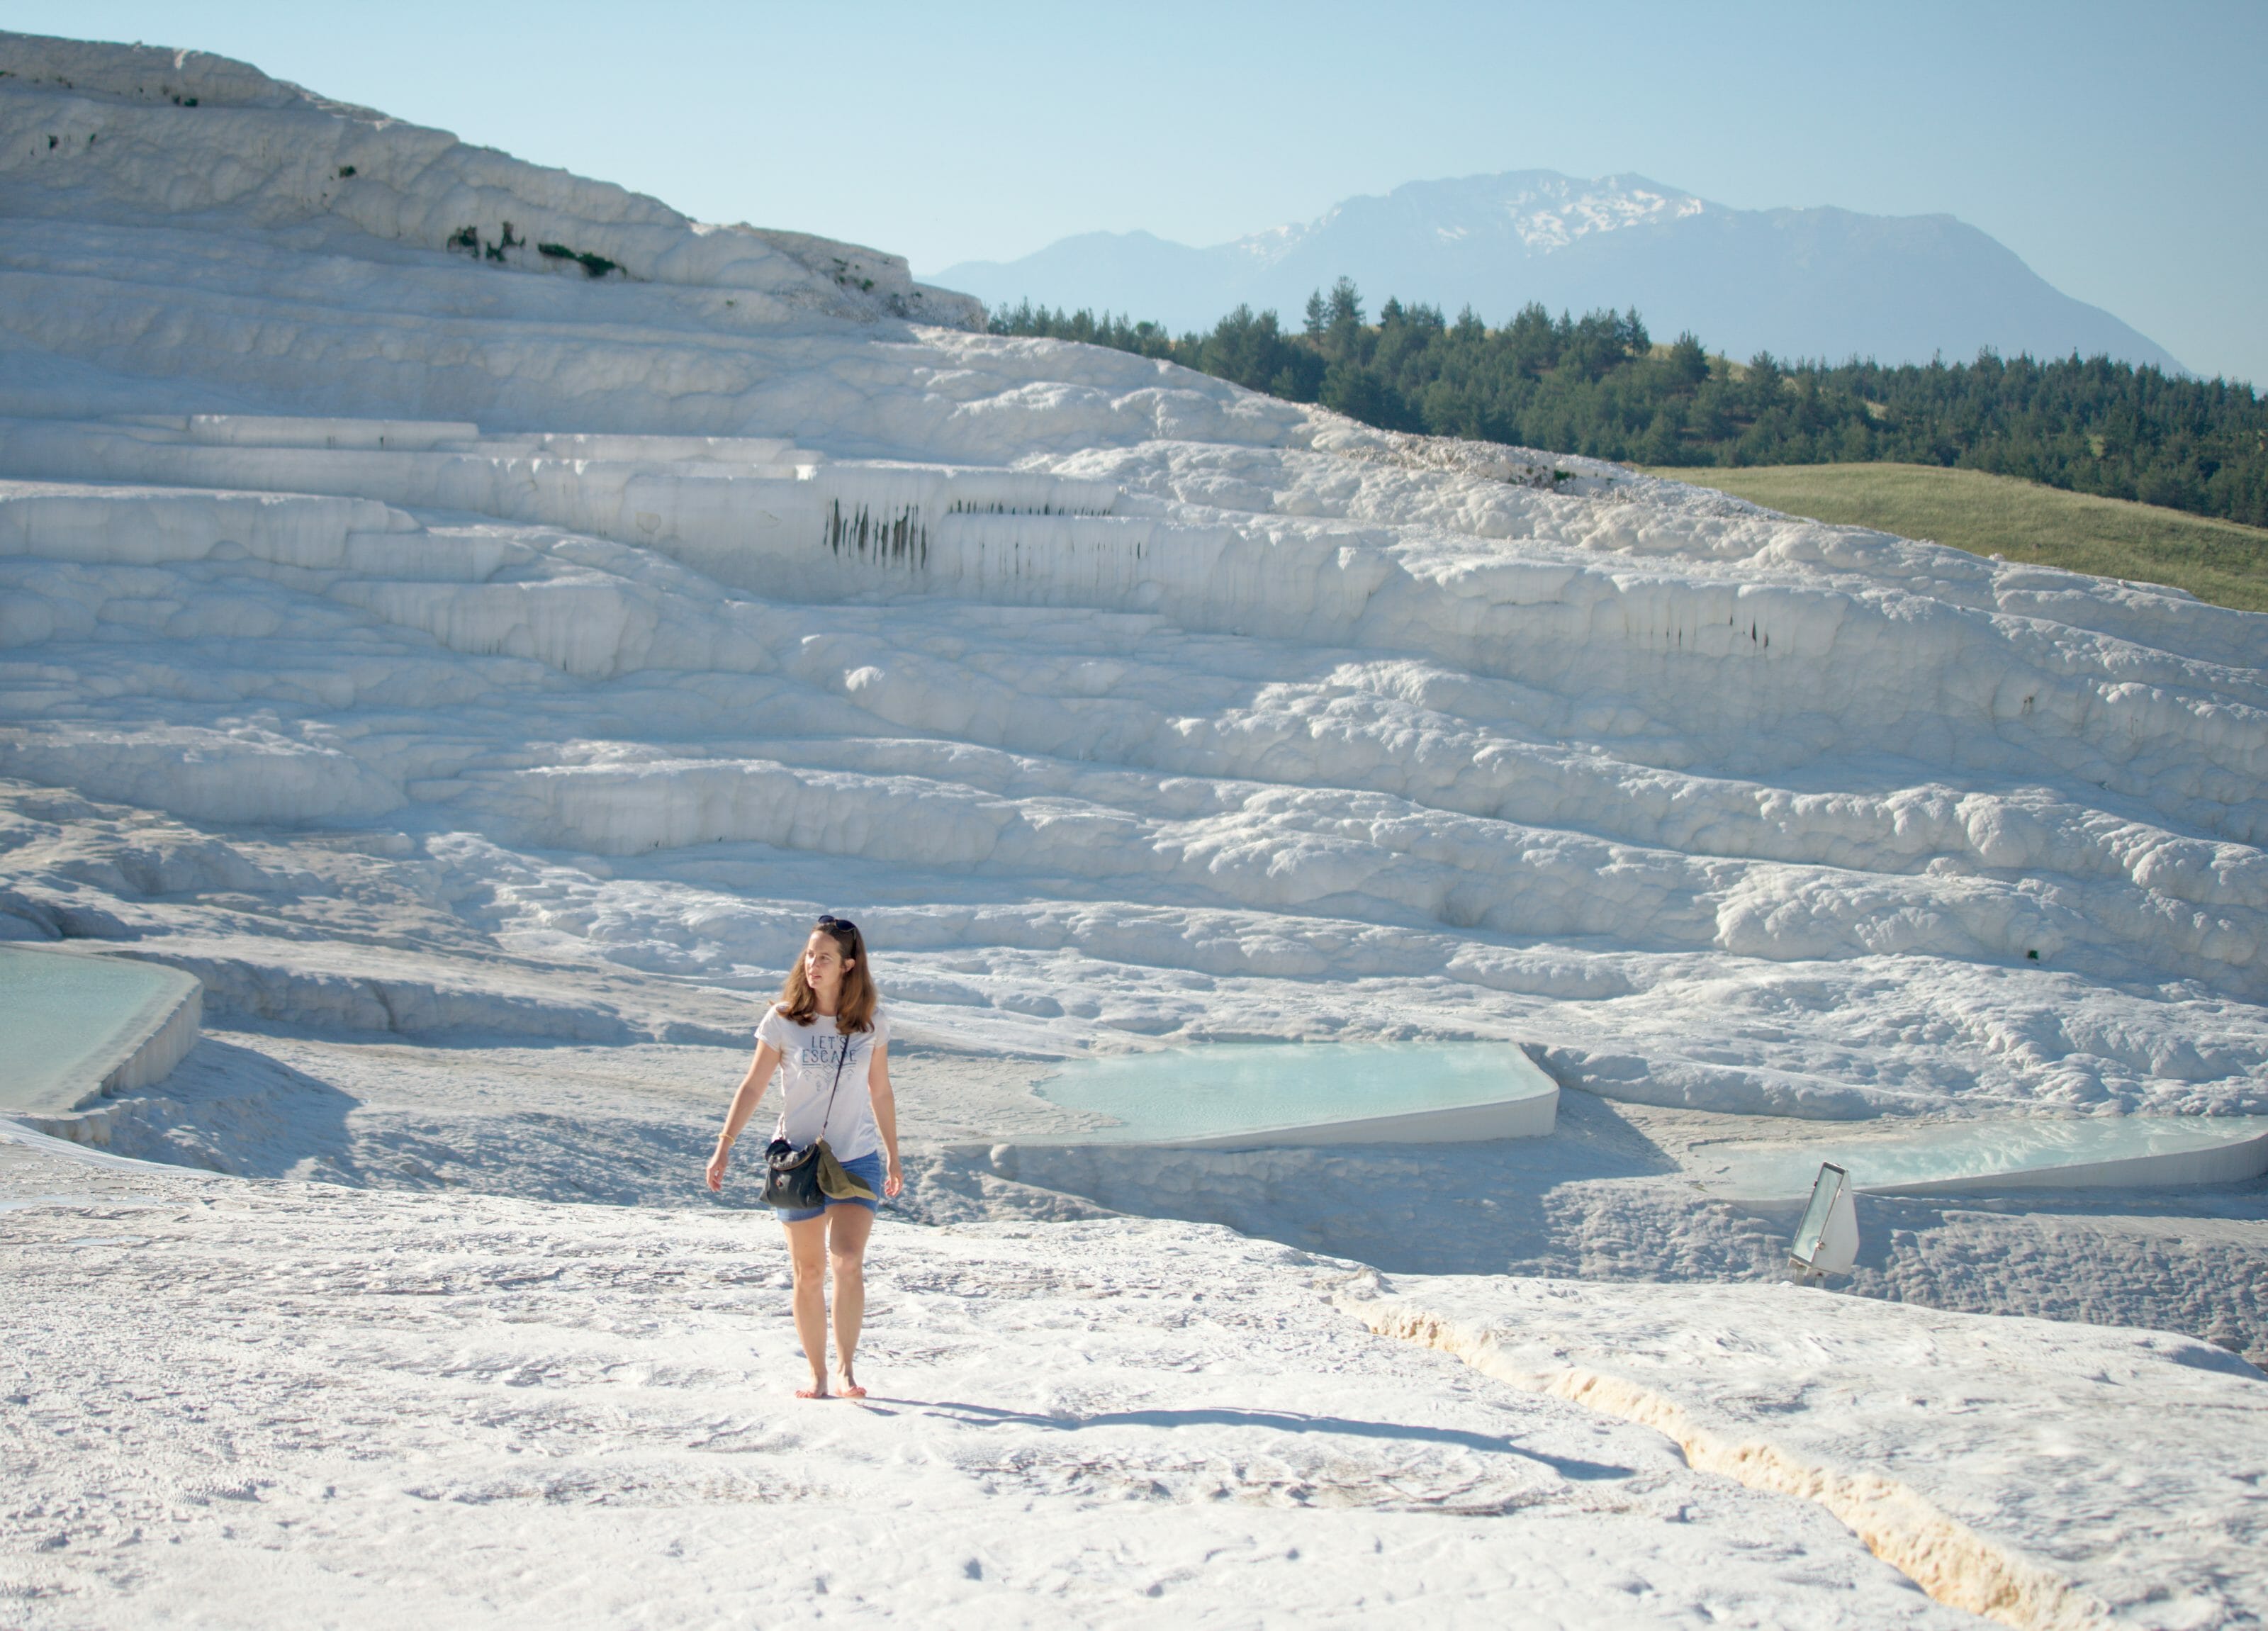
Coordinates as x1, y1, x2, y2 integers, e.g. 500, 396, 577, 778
707, 915, 903, 1399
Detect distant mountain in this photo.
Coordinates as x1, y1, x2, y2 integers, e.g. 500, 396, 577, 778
931, 172, 2184, 372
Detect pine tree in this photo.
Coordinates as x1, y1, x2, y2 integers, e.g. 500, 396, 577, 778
1327, 278, 1364, 330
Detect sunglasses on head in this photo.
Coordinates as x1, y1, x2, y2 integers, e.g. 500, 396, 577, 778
815, 915, 859, 936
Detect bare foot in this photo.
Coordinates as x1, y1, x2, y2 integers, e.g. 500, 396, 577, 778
838, 1367, 867, 1399
795, 1383, 829, 1399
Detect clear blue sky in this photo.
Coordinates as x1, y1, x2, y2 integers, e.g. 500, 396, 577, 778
11, 0, 2264, 382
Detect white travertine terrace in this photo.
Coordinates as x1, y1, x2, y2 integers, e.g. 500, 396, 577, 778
1, 22, 2264, 1121
3, 398, 2262, 1119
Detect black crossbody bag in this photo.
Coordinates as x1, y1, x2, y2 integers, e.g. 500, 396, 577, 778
760, 1036, 850, 1211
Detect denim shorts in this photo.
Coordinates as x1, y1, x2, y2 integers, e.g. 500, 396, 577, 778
773, 1149, 886, 1223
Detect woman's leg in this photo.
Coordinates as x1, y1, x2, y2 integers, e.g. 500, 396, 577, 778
782, 1214, 831, 1396
825, 1203, 875, 1394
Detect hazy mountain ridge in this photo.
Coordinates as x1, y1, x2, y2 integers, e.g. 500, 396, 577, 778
933, 170, 2184, 372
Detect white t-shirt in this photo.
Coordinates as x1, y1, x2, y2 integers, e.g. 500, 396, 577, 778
756, 1004, 888, 1162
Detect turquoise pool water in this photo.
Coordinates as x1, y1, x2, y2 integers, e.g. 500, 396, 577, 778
0, 947, 192, 1114
1702, 1114, 2268, 1198
1033, 1042, 1556, 1145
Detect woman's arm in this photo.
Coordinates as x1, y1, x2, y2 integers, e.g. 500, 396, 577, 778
868, 1041, 904, 1199
705, 1041, 782, 1192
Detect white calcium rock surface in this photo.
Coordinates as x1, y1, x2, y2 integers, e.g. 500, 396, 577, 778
1346, 1272, 2268, 1627
0, 1128, 2174, 1627
0, 26, 2262, 1117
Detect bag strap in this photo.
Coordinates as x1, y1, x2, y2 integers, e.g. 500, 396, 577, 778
771, 1010, 857, 1150
815, 1028, 851, 1138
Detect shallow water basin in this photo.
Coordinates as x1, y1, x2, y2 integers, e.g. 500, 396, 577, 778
1030, 1041, 1559, 1148
1700, 1114, 2268, 1199
0, 946, 202, 1116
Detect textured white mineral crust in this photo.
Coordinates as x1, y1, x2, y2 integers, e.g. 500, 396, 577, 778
1, 30, 2262, 1117
4, 1128, 2263, 1627
1348, 1272, 2268, 1627
0, 1133, 2152, 1625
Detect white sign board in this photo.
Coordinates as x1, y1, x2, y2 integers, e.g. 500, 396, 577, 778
1789, 1162, 1859, 1278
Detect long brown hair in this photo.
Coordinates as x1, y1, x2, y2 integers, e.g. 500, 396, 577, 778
775, 915, 877, 1033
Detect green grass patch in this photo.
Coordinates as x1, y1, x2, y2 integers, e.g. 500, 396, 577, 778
1642, 462, 2268, 615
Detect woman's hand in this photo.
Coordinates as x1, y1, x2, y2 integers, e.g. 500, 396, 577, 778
884, 1158, 904, 1200
706, 1140, 732, 1193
